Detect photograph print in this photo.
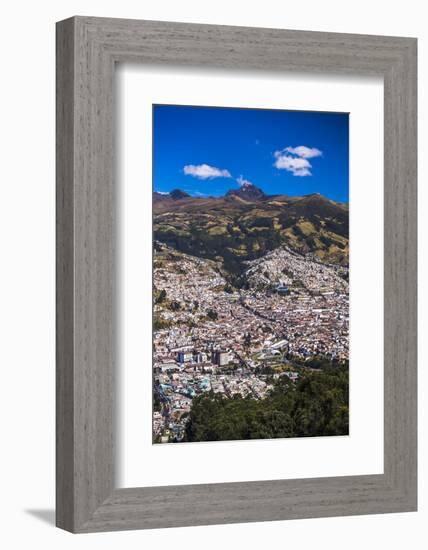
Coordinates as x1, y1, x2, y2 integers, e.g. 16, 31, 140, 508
152, 105, 349, 444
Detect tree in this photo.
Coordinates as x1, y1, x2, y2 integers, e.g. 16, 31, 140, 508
243, 332, 252, 349
155, 289, 167, 304
184, 363, 349, 442
153, 392, 162, 412
153, 315, 171, 330
207, 308, 218, 321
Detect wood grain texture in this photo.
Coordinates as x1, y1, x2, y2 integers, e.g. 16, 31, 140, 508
56, 16, 417, 533
56, 17, 75, 532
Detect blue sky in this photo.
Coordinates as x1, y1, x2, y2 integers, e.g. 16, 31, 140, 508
153, 105, 349, 203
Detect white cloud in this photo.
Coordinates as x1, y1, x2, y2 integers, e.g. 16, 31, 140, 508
274, 153, 312, 176
273, 145, 323, 176
237, 175, 253, 188
183, 163, 231, 179
284, 146, 322, 159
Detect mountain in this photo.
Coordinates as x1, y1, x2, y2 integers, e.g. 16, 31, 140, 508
153, 191, 170, 202
153, 188, 349, 277
153, 189, 191, 203
169, 189, 190, 200
226, 182, 266, 201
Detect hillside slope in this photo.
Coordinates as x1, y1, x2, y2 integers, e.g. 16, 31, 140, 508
153, 187, 349, 276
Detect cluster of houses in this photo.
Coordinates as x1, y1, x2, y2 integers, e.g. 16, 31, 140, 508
153, 243, 349, 443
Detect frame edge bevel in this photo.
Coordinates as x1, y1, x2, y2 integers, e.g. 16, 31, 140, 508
56, 16, 76, 533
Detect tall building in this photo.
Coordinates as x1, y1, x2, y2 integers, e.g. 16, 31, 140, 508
213, 350, 230, 366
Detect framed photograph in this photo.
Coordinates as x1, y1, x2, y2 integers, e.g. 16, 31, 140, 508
151, 104, 350, 446
56, 16, 417, 532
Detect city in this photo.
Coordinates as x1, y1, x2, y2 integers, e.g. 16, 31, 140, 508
153, 241, 349, 443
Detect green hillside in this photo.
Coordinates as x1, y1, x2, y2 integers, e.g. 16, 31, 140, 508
153, 189, 349, 277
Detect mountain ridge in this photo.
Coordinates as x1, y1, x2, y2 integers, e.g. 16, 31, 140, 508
153, 183, 349, 276
225, 182, 266, 201
153, 183, 347, 208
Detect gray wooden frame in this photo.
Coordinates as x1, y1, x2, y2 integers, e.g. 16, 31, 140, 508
56, 16, 417, 533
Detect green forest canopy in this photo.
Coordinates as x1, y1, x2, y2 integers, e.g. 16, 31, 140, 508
184, 365, 349, 442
